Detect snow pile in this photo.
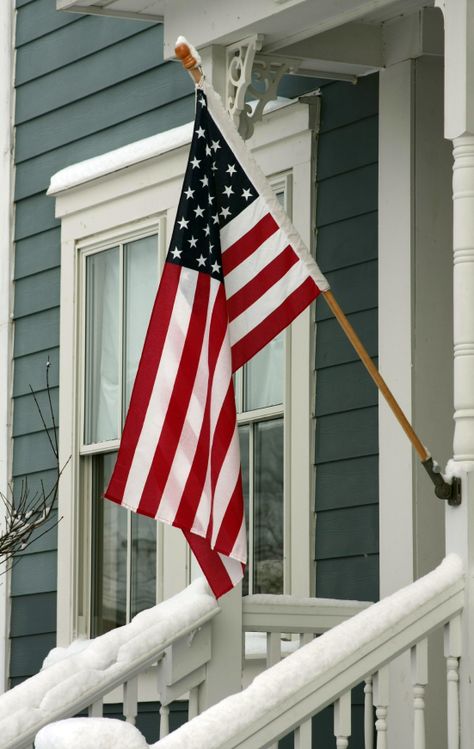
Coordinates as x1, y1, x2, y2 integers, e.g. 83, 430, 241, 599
0, 579, 217, 747
35, 718, 148, 749
154, 555, 463, 749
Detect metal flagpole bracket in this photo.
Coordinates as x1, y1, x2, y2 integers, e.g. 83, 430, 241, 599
422, 457, 462, 506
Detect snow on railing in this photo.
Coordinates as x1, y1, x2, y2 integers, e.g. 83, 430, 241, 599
1, 579, 219, 749
152, 555, 464, 749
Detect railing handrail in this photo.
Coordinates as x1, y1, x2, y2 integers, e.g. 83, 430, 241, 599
243, 594, 372, 633
0, 579, 219, 749
154, 555, 464, 749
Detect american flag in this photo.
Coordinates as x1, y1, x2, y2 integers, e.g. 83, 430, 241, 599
105, 83, 329, 598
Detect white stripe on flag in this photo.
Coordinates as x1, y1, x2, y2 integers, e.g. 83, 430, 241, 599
229, 259, 311, 347
191, 333, 232, 537
224, 226, 288, 298
219, 553, 244, 586
121, 268, 198, 512
211, 426, 241, 550
230, 517, 247, 563
157, 279, 220, 524
220, 196, 269, 253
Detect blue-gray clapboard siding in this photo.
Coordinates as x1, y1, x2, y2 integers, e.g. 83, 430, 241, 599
315, 74, 379, 602
11, 0, 194, 684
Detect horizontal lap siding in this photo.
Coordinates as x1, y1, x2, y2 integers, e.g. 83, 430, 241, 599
11, 0, 194, 683
315, 75, 379, 604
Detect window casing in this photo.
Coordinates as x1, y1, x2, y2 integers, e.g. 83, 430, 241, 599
54, 100, 318, 644
79, 228, 161, 635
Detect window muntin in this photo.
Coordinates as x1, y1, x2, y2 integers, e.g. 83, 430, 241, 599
81, 229, 160, 635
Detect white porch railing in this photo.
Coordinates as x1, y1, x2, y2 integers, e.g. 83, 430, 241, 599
152, 554, 463, 749
0, 579, 219, 749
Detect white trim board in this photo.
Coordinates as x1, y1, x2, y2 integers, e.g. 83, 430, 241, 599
0, 0, 14, 694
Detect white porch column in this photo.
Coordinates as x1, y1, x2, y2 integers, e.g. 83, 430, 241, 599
379, 39, 452, 749
437, 1, 474, 746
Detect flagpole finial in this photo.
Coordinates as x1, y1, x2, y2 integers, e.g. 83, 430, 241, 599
175, 38, 203, 85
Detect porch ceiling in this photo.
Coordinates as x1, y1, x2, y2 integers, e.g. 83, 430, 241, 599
57, 0, 435, 75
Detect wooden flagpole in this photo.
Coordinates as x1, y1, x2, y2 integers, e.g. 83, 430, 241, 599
174, 40, 461, 502
322, 290, 428, 461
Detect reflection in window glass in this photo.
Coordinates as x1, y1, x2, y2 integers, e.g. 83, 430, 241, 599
91, 452, 126, 635
244, 333, 284, 411
254, 419, 284, 594
91, 452, 157, 635
84, 247, 120, 445
131, 513, 157, 619
124, 236, 159, 409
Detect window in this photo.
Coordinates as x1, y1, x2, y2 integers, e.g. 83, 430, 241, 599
79, 229, 160, 635
54, 98, 317, 643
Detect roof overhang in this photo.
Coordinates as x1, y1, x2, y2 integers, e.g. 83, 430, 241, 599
57, 0, 439, 81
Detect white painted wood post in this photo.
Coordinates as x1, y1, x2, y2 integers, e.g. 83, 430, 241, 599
160, 703, 170, 738
198, 584, 242, 710
435, 2, 474, 747
334, 691, 351, 749
123, 676, 138, 725
188, 686, 199, 720
445, 616, 462, 749
411, 639, 428, 749
373, 667, 389, 749
88, 699, 103, 718
364, 677, 374, 749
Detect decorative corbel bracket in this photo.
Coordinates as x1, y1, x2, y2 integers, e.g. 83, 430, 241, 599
226, 35, 300, 140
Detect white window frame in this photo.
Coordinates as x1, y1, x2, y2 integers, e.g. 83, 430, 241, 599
51, 98, 318, 646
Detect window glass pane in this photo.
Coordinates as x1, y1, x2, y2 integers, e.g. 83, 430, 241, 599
244, 333, 284, 411
130, 513, 157, 619
91, 452, 127, 635
91, 452, 157, 633
238, 425, 250, 596
84, 248, 120, 444
253, 418, 284, 594
124, 235, 159, 410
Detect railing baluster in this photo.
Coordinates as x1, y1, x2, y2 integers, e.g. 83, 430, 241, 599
364, 676, 374, 749
266, 631, 281, 667
266, 632, 281, 749
123, 675, 138, 725
445, 615, 462, 749
411, 639, 428, 749
294, 719, 312, 749
88, 698, 103, 718
334, 690, 351, 749
373, 666, 389, 749
189, 686, 199, 720
160, 703, 170, 738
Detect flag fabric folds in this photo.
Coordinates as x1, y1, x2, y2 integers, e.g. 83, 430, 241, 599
105, 80, 329, 598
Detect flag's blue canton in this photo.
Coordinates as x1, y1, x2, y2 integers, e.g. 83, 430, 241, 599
167, 91, 257, 283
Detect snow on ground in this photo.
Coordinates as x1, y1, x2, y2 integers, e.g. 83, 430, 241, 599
35, 718, 148, 749
0, 579, 217, 747
154, 555, 463, 749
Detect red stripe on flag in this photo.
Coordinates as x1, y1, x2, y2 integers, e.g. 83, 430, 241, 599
227, 245, 299, 322
136, 272, 211, 517
213, 475, 245, 556
172, 285, 229, 529
231, 276, 320, 372
183, 529, 241, 599
105, 263, 181, 504
222, 213, 278, 276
